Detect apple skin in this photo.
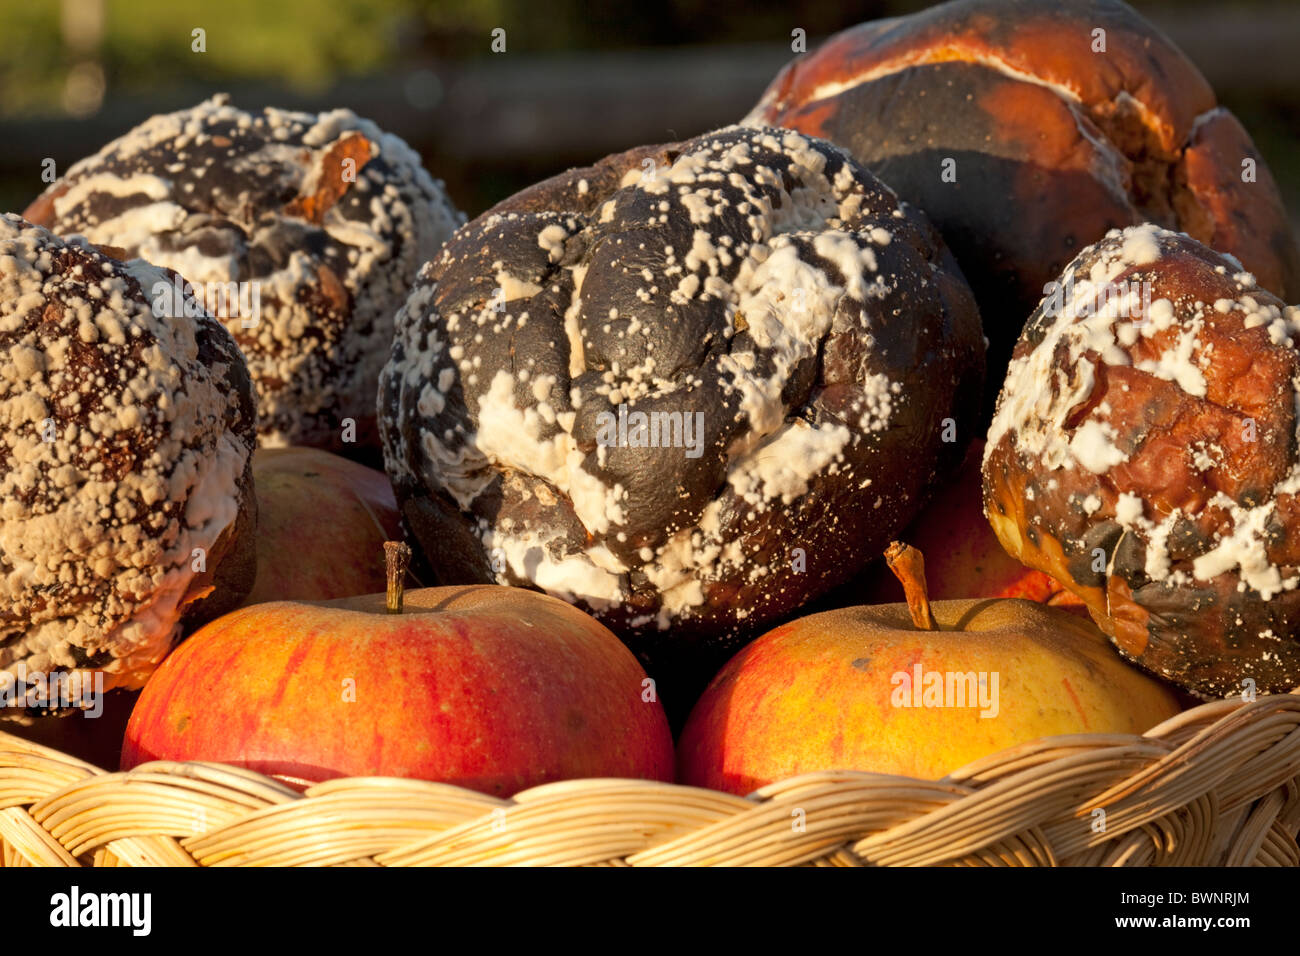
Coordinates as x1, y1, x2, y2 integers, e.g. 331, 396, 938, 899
858, 441, 1084, 608
241, 447, 404, 606
122, 586, 674, 795
677, 598, 1183, 795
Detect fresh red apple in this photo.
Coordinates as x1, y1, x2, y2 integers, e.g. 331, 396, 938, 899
123, 545, 674, 794
241, 446, 403, 606
679, 543, 1183, 795
859, 441, 1084, 608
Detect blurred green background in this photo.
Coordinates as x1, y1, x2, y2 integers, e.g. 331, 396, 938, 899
0, 0, 1296, 231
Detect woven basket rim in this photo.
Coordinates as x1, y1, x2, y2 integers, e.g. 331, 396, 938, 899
1, 688, 1298, 866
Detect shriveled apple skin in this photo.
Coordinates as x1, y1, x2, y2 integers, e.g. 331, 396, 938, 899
678, 599, 1182, 795
123, 586, 674, 795
241, 447, 404, 606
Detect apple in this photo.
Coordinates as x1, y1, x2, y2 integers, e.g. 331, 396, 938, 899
123, 544, 674, 795
678, 543, 1183, 794
858, 441, 1084, 608
241, 446, 404, 606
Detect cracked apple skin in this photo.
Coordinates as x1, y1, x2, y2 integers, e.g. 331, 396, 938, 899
748, 0, 1300, 418
378, 125, 983, 684
122, 586, 674, 796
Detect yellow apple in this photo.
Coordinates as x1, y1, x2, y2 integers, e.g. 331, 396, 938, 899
679, 544, 1184, 793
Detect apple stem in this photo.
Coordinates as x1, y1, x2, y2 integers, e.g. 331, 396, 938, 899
885, 541, 938, 631
384, 541, 411, 614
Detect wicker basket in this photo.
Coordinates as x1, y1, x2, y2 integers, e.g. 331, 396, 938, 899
2, 688, 1298, 867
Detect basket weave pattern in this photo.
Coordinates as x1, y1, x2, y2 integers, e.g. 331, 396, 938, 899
2, 690, 1298, 866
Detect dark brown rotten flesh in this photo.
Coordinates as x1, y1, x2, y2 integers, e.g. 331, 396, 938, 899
379, 125, 984, 677
749, 0, 1300, 421
984, 224, 1300, 698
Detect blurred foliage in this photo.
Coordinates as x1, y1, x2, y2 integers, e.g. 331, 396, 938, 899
0, 0, 924, 114
0, 0, 1291, 114
0, 0, 1294, 223
1, 0, 410, 111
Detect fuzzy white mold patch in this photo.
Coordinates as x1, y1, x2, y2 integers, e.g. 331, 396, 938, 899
381, 125, 939, 631
29, 94, 463, 448
989, 224, 1300, 599
0, 215, 255, 698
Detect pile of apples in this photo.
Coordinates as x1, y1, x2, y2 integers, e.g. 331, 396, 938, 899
23, 438, 1185, 800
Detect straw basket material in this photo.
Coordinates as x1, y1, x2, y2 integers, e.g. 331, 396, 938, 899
1, 688, 1298, 867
